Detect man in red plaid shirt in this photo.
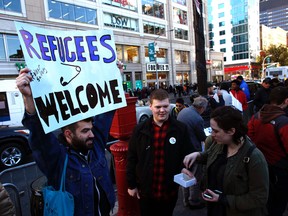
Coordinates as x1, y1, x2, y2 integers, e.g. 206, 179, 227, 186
127, 89, 194, 216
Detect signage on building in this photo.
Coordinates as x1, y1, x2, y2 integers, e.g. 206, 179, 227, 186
148, 43, 155, 62
147, 64, 169, 71
103, 13, 137, 31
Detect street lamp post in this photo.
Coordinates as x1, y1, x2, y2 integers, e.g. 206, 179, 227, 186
262, 54, 272, 80
153, 29, 174, 89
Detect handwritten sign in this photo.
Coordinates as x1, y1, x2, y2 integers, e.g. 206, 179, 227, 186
15, 22, 127, 133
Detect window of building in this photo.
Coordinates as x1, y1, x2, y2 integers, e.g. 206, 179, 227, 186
219, 21, 225, 27
0, 0, 22, 13
172, 0, 186, 6
224, 57, 226, 61
0, 34, 24, 61
220, 39, 226, 44
219, 30, 225, 35
143, 22, 165, 35
116, 45, 140, 63
48, 0, 97, 25
174, 28, 188, 40
142, 0, 164, 19
175, 50, 189, 64
212, 60, 222, 70
102, 0, 137, 11
218, 12, 224, 18
145, 47, 167, 63
220, 48, 226, 52
218, 3, 224, 9
173, 8, 187, 25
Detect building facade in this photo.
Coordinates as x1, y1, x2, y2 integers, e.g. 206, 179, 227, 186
260, 25, 287, 50
0, 0, 210, 90
208, 0, 260, 79
260, 0, 288, 31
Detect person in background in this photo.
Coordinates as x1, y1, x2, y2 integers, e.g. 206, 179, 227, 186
237, 75, 250, 101
126, 89, 194, 216
170, 97, 188, 119
177, 96, 208, 209
202, 82, 225, 127
231, 79, 249, 124
16, 68, 116, 216
248, 86, 288, 216
183, 106, 269, 216
219, 82, 232, 106
253, 78, 271, 113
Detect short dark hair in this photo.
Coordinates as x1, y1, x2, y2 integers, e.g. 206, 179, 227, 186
61, 117, 93, 133
220, 82, 230, 92
269, 86, 288, 105
176, 97, 184, 104
237, 75, 243, 81
210, 106, 247, 144
149, 89, 169, 104
231, 79, 240, 86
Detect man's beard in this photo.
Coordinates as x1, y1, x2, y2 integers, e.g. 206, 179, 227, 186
71, 136, 93, 154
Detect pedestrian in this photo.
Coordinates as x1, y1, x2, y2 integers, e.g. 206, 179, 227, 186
248, 86, 288, 216
219, 82, 232, 106
126, 89, 194, 216
0, 182, 15, 216
183, 106, 269, 216
202, 82, 224, 127
230, 79, 249, 124
253, 78, 271, 113
177, 96, 208, 209
170, 97, 187, 119
237, 75, 250, 101
16, 68, 115, 216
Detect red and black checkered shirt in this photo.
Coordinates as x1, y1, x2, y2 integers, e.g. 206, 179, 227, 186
152, 120, 169, 199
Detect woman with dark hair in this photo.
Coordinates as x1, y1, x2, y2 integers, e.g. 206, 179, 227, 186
182, 106, 269, 216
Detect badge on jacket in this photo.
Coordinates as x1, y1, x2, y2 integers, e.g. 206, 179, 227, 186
169, 137, 176, 144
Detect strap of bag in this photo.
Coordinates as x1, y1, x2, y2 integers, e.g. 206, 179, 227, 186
243, 144, 256, 174
60, 154, 68, 192
270, 119, 288, 156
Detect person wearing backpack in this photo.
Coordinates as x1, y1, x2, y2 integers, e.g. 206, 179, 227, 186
248, 86, 288, 216
183, 106, 269, 216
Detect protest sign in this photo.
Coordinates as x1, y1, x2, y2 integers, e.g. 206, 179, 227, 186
15, 22, 127, 133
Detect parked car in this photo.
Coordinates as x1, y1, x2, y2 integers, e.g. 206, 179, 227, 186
0, 127, 30, 170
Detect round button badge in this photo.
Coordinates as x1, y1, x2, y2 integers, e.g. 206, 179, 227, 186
169, 137, 176, 144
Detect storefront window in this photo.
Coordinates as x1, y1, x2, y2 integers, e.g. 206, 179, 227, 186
0, 0, 21, 13
143, 22, 165, 35
0, 34, 5, 61
172, 0, 186, 6
116, 45, 140, 63
102, 0, 137, 11
48, 0, 97, 25
144, 47, 167, 63
174, 28, 188, 40
142, 0, 164, 19
175, 50, 189, 64
173, 8, 187, 25
176, 71, 189, 85
103, 13, 139, 32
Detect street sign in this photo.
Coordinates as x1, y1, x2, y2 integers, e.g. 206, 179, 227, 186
148, 42, 155, 62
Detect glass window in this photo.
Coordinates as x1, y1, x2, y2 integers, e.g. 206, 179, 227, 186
7, 35, 23, 61
142, 0, 164, 19
102, 0, 137, 11
174, 28, 188, 40
143, 22, 165, 36
48, 0, 97, 25
104, 13, 139, 32
144, 47, 167, 63
219, 21, 225, 27
124, 46, 139, 63
0, 34, 5, 61
220, 48, 226, 52
218, 12, 224, 18
175, 50, 189, 64
0, 0, 21, 13
116, 44, 123, 61
220, 39, 226, 44
173, 8, 187, 25
219, 30, 225, 35
172, 0, 186, 6
218, 3, 224, 9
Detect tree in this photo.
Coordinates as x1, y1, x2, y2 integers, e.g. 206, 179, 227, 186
257, 45, 288, 66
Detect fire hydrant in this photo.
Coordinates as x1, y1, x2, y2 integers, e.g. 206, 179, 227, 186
110, 93, 140, 216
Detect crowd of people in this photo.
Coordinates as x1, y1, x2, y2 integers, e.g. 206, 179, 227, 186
5, 68, 287, 216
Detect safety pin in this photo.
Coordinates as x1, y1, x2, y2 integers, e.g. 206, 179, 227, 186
60, 63, 82, 86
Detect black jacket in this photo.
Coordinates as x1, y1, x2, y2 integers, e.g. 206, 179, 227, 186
126, 117, 194, 197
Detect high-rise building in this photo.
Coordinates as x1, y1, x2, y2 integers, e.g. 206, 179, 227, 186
208, 0, 260, 79
260, 0, 288, 31
0, 0, 212, 89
